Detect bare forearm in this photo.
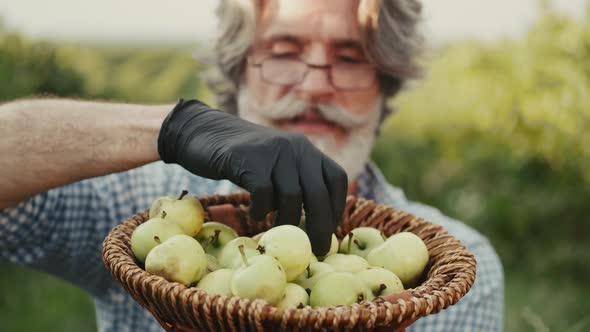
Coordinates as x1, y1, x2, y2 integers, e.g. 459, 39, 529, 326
0, 98, 172, 209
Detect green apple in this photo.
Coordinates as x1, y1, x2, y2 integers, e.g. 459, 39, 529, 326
258, 225, 312, 281
145, 234, 207, 286
298, 215, 307, 230
218, 237, 259, 268
196, 269, 234, 296
357, 267, 404, 300
318, 234, 339, 260
367, 232, 429, 287
309, 272, 368, 307
206, 254, 221, 273
339, 227, 385, 259
231, 246, 287, 305
131, 217, 184, 263
293, 262, 335, 292
194, 221, 238, 258
323, 254, 370, 273
277, 283, 309, 309
226, 248, 261, 269
149, 190, 205, 236
251, 231, 265, 242
297, 217, 338, 260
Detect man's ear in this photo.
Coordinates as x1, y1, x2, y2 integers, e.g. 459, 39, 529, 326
375, 75, 403, 136
375, 96, 392, 137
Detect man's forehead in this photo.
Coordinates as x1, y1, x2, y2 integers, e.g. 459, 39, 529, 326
258, 0, 361, 43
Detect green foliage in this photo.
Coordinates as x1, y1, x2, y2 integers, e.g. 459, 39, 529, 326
0, 30, 85, 100
0, 24, 204, 104
0, 264, 96, 332
55, 45, 205, 103
381, 5, 590, 181
374, 3, 590, 330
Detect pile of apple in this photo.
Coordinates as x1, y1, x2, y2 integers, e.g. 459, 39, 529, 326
131, 191, 429, 309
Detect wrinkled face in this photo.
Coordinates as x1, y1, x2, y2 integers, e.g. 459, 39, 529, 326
238, 0, 383, 180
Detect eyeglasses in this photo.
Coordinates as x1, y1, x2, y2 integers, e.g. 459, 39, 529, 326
248, 55, 377, 90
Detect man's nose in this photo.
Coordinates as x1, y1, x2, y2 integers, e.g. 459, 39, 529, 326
295, 47, 335, 103
296, 67, 334, 102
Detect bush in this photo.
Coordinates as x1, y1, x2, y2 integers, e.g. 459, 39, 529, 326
0, 23, 204, 104
0, 29, 85, 100
373, 2, 590, 330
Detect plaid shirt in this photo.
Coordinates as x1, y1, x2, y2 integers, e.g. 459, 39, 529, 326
0, 161, 504, 332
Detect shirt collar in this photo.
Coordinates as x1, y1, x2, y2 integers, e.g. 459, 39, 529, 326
356, 161, 408, 208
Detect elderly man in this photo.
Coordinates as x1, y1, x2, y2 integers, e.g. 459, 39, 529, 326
0, 0, 503, 331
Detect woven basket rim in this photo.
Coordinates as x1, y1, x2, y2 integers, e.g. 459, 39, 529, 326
102, 193, 477, 331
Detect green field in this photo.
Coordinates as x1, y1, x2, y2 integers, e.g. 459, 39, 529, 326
1, 3, 589, 331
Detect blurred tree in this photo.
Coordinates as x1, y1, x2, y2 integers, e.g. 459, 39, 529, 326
373, 2, 590, 330
0, 26, 85, 100
55, 45, 203, 103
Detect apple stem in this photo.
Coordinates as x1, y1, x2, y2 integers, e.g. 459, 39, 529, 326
153, 236, 162, 244
256, 244, 266, 255
238, 244, 249, 266
178, 190, 189, 200
353, 239, 366, 250
347, 232, 354, 253
306, 264, 312, 277
212, 229, 220, 243
202, 237, 213, 251
357, 293, 365, 303
161, 211, 167, 219
380, 232, 387, 241
375, 283, 387, 297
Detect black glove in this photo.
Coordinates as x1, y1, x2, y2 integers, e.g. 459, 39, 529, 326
158, 99, 348, 255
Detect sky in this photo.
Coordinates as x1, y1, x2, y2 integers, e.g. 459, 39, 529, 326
0, 0, 586, 46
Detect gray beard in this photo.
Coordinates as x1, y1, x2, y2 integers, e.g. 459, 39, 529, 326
236, 87, 381, 180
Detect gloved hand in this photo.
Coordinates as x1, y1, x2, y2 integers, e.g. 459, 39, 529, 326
158, 99, 348, 255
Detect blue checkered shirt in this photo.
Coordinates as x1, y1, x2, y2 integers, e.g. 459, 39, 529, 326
0, 161, 503, 331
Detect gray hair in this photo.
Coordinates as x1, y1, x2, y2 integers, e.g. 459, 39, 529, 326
206, 0, 424, 120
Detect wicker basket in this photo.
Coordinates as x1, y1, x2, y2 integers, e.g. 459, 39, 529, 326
102, 193, 476, 332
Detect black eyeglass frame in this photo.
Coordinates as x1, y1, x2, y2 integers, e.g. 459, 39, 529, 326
246, 54, 378, 91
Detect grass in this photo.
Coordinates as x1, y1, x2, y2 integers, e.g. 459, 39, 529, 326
504, 269, 590, 332
0, 264, 96, 332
